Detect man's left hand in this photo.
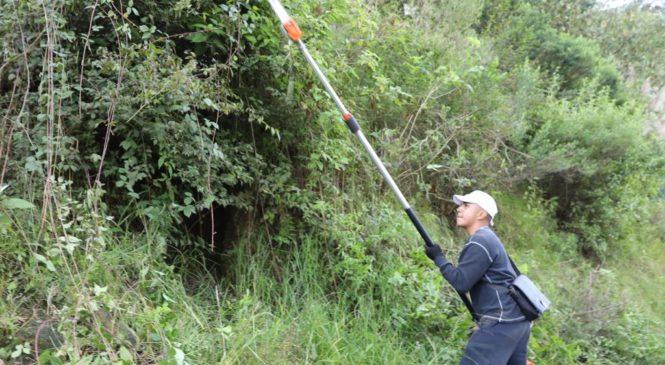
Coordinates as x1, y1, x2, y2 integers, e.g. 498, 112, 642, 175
425, 243, 444, 261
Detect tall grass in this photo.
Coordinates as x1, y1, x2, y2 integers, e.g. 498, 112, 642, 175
2, 187, 664, 364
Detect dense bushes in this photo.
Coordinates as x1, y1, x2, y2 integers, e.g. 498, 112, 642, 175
500, 4, 623, 99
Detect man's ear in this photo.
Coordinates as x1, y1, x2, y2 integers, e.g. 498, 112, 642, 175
477, 210, 489, 223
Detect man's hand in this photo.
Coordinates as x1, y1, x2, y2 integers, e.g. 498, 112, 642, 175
425, 243, 444, 261
424, 243, 448, 268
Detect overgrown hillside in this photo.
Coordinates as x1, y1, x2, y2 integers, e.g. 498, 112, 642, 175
1, 0, 664, 364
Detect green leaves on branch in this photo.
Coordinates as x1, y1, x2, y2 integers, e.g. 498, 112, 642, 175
1, 198, 34, 210
0, 190, 35, 231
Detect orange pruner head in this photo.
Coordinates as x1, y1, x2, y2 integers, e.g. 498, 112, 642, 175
283, 19, 302, 41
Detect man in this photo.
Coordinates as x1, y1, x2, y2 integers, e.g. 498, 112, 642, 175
425, 190, 531, 365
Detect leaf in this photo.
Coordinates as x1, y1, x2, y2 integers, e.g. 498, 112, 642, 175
2, 198, 35, 210
203, 97, 219, 111
94, 284, 108, 296
119, 346, 133, 362
188, 33, 208, 43
47, 248, 60, 257
74, 355, 94, 365
388, 271, 405, 286
0, 213, 11, 228
59, 235, 81, 244
426, 164, 444, 172
34, 253, 56, 272
173, 348, 185, 365
162, 293, 176, 303
120, 139, 136, 150
39, 349, 64, 365
11, 346, 22, 358
182, 205, 195, 218
64, 243, 79, 255
88, 300, 99, 312
25, 157, 42, 172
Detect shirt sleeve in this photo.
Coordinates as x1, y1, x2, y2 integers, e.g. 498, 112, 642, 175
437, 240, 494, 293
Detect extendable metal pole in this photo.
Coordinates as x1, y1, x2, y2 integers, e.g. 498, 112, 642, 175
267, 0, 475, 320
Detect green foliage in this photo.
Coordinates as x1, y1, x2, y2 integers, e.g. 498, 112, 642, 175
535, 0, 665, 85
488, 3, 624, 100
0, 186, 35, 232
522, 90, 665, 257
591, 7, 665, 85
530, 31, 622, 99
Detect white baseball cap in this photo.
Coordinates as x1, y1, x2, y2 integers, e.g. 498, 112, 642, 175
453, 190, 498, 225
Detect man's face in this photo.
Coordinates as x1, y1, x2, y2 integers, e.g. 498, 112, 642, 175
455, 202, 486, 228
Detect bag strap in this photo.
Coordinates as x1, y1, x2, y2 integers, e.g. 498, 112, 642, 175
489, 254, 521, 294
507, 254, 521, 277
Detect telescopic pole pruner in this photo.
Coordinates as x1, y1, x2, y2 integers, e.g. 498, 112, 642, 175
267, 0, 476, 320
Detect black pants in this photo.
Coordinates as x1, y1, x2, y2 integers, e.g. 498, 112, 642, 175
460, 320, 531, 365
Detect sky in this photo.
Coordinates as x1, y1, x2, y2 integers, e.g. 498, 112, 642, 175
597, 0, 665, 9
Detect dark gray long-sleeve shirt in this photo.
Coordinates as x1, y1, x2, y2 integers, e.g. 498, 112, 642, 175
435, 227, 526, 322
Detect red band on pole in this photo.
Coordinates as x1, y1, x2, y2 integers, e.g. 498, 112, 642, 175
343, 113, 352, 121
284, 19, 302, 41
